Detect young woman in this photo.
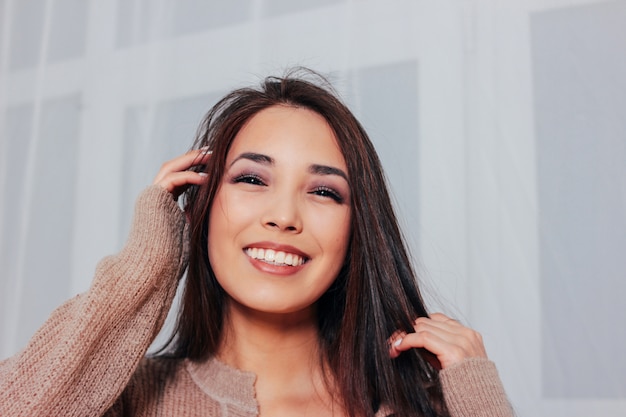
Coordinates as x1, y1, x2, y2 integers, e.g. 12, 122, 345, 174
0, 71, 513, 417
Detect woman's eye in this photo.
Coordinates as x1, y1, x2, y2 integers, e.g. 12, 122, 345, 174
233, 174, 266, 186
311, 186, 343, 203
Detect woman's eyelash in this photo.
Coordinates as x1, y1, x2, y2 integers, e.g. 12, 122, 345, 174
311, 186, 344, 203
231, 174, 344, 202
232, 173, 266, 186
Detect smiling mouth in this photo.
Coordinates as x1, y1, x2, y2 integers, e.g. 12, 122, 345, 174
245, 247, 308, 266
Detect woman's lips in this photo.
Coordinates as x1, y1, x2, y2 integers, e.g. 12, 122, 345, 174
243, 242, 310, 274
245, 247, 306, 266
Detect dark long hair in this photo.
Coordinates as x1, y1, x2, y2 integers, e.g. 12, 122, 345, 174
164, 69, 449, 417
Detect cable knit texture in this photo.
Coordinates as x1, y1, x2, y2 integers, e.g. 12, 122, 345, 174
0, 185, 514, 417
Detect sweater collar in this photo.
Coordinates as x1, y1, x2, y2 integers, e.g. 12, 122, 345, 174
185, 356, 258, 414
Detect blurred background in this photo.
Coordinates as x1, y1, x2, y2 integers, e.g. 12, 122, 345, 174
1, 0, 625, 415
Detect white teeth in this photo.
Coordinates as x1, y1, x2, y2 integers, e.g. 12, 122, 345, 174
245, 248, 305, 266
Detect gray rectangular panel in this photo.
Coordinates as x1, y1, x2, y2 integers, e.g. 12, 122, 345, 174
532, 0, 626, 399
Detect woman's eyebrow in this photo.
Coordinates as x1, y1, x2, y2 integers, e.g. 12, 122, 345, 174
230, 152, 273, 167
230, 153, 348, 181
309, 164, 348, 181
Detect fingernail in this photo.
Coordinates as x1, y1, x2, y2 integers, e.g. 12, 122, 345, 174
394, 338, 403, 347
199, 146, 212, 154
198, 172, 208, 177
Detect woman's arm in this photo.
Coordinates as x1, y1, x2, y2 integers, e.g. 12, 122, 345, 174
0, 185, 186, 417
0, 149, 210, 417
439, 357, 514, 417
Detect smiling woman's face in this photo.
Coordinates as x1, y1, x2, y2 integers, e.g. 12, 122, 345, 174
207, 105, 351, 317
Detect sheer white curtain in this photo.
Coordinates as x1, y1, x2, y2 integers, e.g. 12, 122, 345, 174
1, 0, 625, 415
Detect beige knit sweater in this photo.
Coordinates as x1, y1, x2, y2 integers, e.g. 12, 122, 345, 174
0, 186, 513, 417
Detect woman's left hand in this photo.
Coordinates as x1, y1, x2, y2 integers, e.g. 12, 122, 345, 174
388, 313, 488, 370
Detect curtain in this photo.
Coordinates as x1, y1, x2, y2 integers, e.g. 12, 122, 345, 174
1, 0, 624, 415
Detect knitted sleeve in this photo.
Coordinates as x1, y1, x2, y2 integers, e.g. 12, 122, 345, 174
0, 185, 188, 417
439, 357, 515, 417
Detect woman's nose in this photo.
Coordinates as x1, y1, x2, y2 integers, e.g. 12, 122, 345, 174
261, 195, 303, 233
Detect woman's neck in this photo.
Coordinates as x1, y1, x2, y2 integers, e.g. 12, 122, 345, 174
216, 299, 343, 416
216, 298, 321, 374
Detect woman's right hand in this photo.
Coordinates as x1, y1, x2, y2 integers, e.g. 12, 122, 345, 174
152, 147, 211, 199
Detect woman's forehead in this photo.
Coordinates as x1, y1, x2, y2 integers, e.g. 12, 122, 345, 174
226, 106, 347, 173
